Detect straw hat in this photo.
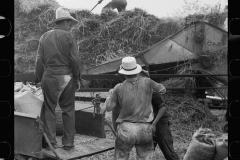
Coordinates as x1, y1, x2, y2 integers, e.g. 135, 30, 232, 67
118, 57, 142, 75
49, 7, 78, 26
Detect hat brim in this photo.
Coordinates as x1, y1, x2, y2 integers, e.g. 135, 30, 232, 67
49, 17, 78, 26
118, 64, 142, 75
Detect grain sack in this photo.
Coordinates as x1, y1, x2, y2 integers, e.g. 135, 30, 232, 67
14, 82, 24, 92
14, 90, 43, 117
19, 84, 34, 93
183, 128, 216, 160
34, 88, 44, 101
213, 134, 228, 160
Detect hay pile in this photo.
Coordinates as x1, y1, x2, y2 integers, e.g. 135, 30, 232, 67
14, 0, 183, 73
72, 9, 182, 68
160, 77, 223, 144
15, 0, 60, 73
14, 0, 227, 73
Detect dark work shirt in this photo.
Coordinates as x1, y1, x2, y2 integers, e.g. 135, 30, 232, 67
151, 92, 169, 124
35, 26, 80, 81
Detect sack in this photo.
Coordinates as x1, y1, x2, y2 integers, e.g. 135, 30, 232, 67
213, 134, 228, 160
183, 128, 216, 160
34, 88, 44, 101
14, 91, 43, 117
19, 84, 35, 93
14, 82, 24, 92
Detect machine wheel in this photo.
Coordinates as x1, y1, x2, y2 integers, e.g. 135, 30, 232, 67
194, 30, 205, 43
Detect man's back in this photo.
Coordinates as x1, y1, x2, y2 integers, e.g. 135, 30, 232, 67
111, 75, 165, 123
40, 28, 74, 68
102, 0, 127, 13
36, 26, 80, 80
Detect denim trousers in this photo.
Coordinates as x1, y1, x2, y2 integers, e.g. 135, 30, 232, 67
115, 122, 154, 160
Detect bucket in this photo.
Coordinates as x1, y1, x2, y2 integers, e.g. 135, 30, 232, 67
183, 128, 216, 160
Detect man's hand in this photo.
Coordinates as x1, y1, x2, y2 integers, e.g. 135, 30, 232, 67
151, 124, 156, 135
36, 82, 41, 88
75, 80, 80, 92
100, 105, 106, 114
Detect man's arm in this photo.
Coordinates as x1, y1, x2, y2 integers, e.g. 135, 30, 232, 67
69, 35, 80, 81
35, 37, 45, 82
105, 96, 117, 112
152, 107, 166, 127
151, 79, 166, 94
105, 85, 119, 112
151, 94, 167, 133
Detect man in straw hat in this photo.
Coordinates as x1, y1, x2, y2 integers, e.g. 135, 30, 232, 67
101, 0, 127, 14
35, 7, 80, 150
102, 56, 166, 159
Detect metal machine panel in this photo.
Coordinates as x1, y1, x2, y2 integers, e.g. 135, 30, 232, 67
14, 112, 44, 158
75, 103, 106, 138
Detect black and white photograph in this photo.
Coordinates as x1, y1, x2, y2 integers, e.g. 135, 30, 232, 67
14, 0, 228, 159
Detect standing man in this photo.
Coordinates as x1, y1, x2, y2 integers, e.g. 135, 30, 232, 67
35, 7, 80, 150
151, 92, 180, 160
101, 0, 127, 14
103, 56, 166, 160
140, 69, 180, 160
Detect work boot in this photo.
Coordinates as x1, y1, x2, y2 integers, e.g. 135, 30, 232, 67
44, 143, 62, 150
63, 145, 74, 151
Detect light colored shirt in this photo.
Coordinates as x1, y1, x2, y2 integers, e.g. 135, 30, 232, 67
106, 74, 166, 123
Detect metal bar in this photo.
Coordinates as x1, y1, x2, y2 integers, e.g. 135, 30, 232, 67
81, 74, 228, 80
208, 106, 227, 110
75, 97, 106, 103
15, 73, 228, 82
69, 147, 114, 160
76, 96, 228, 103
37, 117, 61, 160
15, 74, 36, 82
77, 86, 227, 92
105, 120, 117, 136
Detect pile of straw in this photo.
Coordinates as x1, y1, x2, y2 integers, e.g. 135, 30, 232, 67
14, 0, 227, 73
73, 9, 182, 67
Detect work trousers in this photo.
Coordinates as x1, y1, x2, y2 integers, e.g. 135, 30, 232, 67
153, 122, 180, 160
40, 74, 76, 147
115, 122, 154, 160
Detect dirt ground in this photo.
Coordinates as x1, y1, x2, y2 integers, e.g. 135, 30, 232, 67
76, 93, 227, 160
